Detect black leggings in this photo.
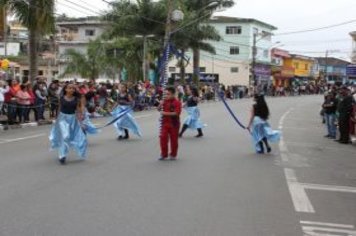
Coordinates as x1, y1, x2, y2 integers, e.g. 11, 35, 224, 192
259, 137, 270, 152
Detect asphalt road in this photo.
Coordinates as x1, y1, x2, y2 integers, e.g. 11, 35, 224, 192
0, 96, 355, 236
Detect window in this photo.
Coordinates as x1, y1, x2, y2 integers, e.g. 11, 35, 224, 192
199, 67, 206, 73
231, 67, 239, 73
71, 27, 79, 33
169, 67, 176, 72
230, 46, 240, 55
305, 64, 308, 70
85, 29, 96, 36
294, 62, 299, 69
226, 26, 242, 35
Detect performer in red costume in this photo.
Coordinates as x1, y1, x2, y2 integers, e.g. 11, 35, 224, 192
158, 87, 182, 161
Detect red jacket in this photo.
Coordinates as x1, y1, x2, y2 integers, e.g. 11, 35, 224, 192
4, 85, 20, 103
161, 98, 181, 127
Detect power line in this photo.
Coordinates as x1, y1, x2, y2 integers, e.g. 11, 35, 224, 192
275, 19, 356, 36
60, 0, 101, 15
56, 0, 96, 16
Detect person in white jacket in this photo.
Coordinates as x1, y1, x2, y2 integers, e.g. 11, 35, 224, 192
0, 80, 9, 114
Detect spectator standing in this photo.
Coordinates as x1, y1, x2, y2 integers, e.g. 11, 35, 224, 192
337, 87, 353, 144
16, 84, 31, 123
35, 83, 47, 121
48, 82, 60, 119
0, 80, 9, 114
4, 79, 21, 124
322, 93, 338, 139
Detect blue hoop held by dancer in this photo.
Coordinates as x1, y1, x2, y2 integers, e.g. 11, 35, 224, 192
49, 85, 88, 165
247, 95, 280, 154
112, 84, 142, 140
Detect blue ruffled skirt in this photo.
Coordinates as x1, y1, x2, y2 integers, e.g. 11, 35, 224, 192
183, 107, 206, 130
82, 111, 98, 135
112, 106, 142, 137
251, 116, 280, 153
49, 112, 88, 159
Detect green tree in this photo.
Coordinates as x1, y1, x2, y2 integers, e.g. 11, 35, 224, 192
104, 0, 166, 81
0, 0, 55, 82
61, 39, 109, 81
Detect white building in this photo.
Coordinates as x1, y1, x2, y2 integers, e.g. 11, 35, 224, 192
56, 18, 107, 76
168, 16, 277, 86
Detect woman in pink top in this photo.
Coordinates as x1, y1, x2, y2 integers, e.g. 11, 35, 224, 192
16, 84, 31, 123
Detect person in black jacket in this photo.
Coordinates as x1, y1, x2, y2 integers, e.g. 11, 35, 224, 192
337, 87, 353, 144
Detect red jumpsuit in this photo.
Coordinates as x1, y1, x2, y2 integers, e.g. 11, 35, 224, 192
160, 98, 182, 158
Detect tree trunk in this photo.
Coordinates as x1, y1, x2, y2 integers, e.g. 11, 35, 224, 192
29, 0, 38, 83
179, 49, 186, 85
193, 48, 200, 85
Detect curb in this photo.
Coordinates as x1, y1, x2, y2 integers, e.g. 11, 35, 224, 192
0, 121, 54, 132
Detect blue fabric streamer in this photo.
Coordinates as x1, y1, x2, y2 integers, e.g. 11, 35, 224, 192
98, 107, 133, 129
218, 91, 247, 130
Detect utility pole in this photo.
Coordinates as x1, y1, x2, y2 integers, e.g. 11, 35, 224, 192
161, 0, 174, 87
2, 6, 7, 57
251, 33, 257, 93
324, 50, 329, 83
142, 35, 147, 81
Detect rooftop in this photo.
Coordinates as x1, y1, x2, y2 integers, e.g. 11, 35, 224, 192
314, 57, 351, 67
208, 16, 278, 30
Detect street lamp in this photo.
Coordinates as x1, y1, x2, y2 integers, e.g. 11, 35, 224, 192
136, 34, 155, 81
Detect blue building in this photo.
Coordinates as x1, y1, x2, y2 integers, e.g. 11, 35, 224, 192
314, 57, 351, 84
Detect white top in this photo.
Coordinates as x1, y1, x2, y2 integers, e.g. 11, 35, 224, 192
0, 86, 10, 102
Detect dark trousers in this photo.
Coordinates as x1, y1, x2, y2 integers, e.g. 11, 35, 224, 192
7, 102, 18, 124
160, 124, 180, 158
35, 99, 45, 120
339, 116, 350, 143
18, 105, 29, 123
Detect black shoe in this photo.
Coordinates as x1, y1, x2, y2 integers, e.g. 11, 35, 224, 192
195, 133, 203, 138
267, 147, 272, 153
117, 136, 124, 140
59, 157, 66, 165
324, 135, 331, 138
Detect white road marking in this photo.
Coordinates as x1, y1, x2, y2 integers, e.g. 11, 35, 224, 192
284, 168, 315, 213
279, 109, 315, 213
301, 221, 355, 229
301, 183, 356, 194
302, 226, 356, 235
135, 114, 153, 119
0, 133, 45, 144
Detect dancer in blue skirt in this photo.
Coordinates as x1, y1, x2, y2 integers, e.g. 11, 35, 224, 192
49, 84, 88, 165
247, 94, 280, 154
112, 83, 142, 140
179, 85, 205, 138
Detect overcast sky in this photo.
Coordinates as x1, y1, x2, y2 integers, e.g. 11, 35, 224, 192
56, 0, 356, 60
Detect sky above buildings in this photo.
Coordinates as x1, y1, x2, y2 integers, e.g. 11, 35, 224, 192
56, 0, 356, 60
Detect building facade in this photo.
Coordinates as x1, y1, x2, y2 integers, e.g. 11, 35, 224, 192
271, 48, 294, 88
315, 57, 350, 84
284, 54, 315, 84
56, 17, 107, 76
168, 16, 277, 86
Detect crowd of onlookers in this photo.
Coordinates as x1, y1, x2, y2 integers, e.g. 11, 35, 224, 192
321, 85, 356, 145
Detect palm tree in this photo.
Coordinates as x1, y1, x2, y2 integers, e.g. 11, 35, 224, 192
104, 0, 166, 82
0, 0, 55, 82
61, 39, 109, 81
